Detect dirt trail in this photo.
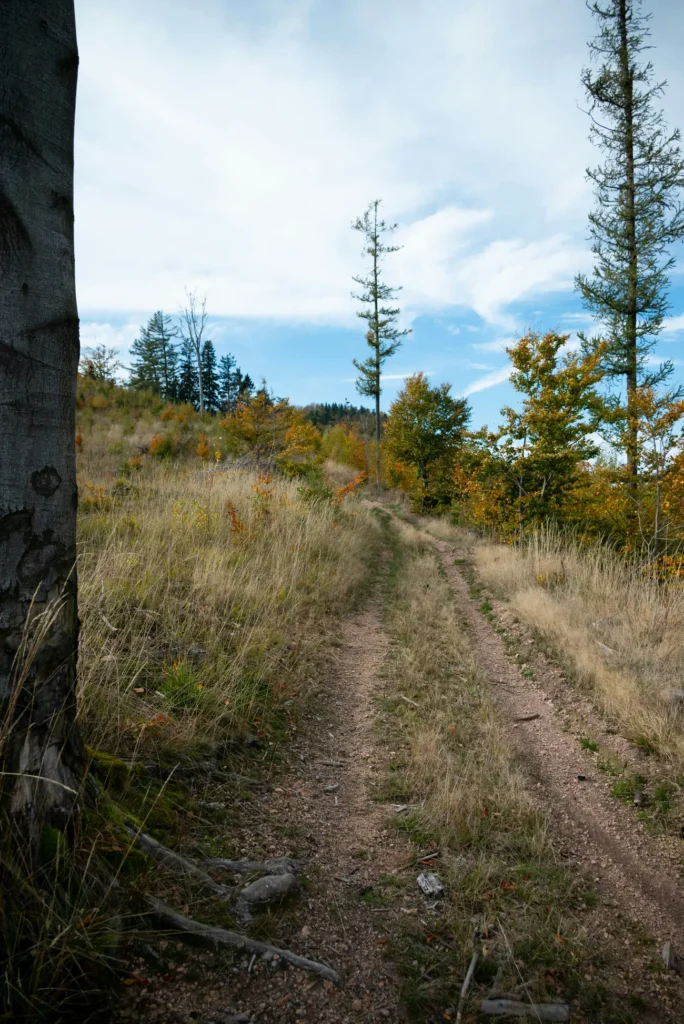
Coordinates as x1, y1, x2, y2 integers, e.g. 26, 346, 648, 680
120, 574, 410, 1024
433, 536, 684, 952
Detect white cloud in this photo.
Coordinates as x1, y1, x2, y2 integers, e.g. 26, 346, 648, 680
454, 236, 590, 327
663, 314, 684, 334
80, 319, 141, 360
463, 366, 511, 397
72, 0, 683, 332
472, 337, 516, 353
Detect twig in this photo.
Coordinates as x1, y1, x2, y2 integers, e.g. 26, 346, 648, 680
456, 949, 479, 1023
513, 714, 540, 723
145, 896, 342, 985
399, 694, 419, 708
417, 849, 441, 863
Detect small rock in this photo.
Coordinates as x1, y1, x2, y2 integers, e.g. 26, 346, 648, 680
633, 790, 645, 807
236, 874, 298, 921
352, 999, 363, 1012
300, 925, 312, 938
417, 872, 444, 898
577, 774, 586, 781
324, 783, 340, 794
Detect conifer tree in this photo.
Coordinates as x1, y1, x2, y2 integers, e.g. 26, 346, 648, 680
352, 199, 411, 484
201, 340, 220, 413
129, 324, 162, 394
129, 310, 179, 400
219, 354, 238, 411
177, 338, 199, 407
239, 373, 255, 400
576, 0, 684, 524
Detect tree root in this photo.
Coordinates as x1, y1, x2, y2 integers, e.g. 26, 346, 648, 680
125, 827, 234, 901
203, 855, 302, 876
144, 896, 342, 985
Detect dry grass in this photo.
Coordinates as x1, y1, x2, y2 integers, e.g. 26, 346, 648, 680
388, 539, 542, 849
474, 531, 684, 770
375, 522, 595, 1017
77, 447, 380, 759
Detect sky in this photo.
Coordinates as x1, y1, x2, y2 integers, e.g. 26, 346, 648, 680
74, 0, 684, 429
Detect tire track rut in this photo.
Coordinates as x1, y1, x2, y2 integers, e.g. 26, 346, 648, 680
434, 537, 684, 952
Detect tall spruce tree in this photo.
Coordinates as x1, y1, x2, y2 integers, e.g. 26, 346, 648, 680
575, 0, 684, 525
201, 340, 220, 413
352, 199, 411, 485
177, 338, 199, 407
240, 373, 255, 399
129, 310, 179, 400
129, 324, 162, 394
219, 353, 245, 412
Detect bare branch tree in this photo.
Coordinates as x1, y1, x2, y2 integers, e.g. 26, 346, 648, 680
180, 288, 209, 413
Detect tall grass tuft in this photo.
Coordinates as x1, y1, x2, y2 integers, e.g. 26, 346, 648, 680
474, 527, 684, 769
77, 457, 379, 759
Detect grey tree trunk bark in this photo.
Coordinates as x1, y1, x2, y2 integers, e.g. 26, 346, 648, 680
0, 0, 85, 845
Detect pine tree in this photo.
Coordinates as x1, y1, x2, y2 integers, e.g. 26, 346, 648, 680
177, 338, 199, 407
201, 340, 220, 413
239, 373, 255, 400
575, 0, 684, 525
219, 354, 238, 411
129, 310, 179, 400
129, 325, 162, 394
352, 199, 411, 485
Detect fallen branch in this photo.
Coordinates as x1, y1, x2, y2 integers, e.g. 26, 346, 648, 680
145, 896, 342, 985
456, 949, 479, 1024
126, 827, 234, 901
513, 713, 540, 723
480, 999, 569, 1021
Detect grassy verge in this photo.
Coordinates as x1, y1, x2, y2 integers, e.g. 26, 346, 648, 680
470, 531, 684, 822
1, 431, 381, 1020
374, 517, 651, 1023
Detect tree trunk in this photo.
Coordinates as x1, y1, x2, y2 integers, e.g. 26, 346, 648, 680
372, 204, 382, 487
0, 0, 85, 845
374, 391, 381, 486
618, 0, 640, 538
196, 346, 205, 413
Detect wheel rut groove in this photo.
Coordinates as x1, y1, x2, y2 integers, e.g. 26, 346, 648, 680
434, 537, 684, 951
